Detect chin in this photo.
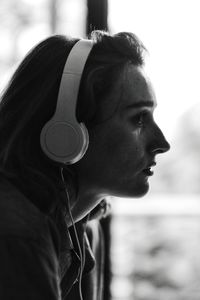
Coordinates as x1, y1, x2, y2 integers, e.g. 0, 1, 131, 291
113, 182, 150, 199
134, 182, 150, 197
133, 188, 149, 198
132, 178, 150, 197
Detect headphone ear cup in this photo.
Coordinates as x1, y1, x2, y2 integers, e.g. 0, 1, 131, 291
40, 120, 89, 164
40, 39, 93, 164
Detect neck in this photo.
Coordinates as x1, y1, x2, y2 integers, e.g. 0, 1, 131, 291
68, 184, 107, 224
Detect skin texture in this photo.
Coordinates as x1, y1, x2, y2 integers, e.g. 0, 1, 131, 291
71, 64, 170, 222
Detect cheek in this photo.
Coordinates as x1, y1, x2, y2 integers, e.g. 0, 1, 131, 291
74, 127, 148, 197
78, 125, 146, 182
103, 130, 145, 174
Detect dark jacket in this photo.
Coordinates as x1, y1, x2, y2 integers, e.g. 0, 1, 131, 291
0, 178, 104, 300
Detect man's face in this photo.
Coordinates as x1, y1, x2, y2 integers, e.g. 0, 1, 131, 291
75, 64, 170, 199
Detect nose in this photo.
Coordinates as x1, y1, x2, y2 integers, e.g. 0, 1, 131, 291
150, 125, 170, 154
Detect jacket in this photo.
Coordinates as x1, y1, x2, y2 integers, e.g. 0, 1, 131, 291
0, 178, 104, 300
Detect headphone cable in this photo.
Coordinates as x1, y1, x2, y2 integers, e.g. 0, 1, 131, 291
60, 167, 84, 300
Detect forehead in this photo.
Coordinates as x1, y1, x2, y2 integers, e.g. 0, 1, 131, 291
118, 64, 157, 111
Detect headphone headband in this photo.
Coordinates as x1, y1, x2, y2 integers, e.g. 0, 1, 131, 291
54, 39, 94, 122
40, 39, 94, 164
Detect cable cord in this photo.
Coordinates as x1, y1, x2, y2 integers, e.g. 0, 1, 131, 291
60, 167, 84, 300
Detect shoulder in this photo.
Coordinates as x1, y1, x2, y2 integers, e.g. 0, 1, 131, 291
0, 178, 60, 254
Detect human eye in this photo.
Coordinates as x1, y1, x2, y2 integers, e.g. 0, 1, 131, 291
130, 111, 149, 128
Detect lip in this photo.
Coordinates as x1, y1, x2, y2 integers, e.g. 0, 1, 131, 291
142, 161, 156, 176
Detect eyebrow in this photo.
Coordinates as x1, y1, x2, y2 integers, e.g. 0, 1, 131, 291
125, 101, 155, 110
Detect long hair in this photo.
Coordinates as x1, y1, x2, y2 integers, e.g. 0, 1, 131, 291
0, 31, 146, 214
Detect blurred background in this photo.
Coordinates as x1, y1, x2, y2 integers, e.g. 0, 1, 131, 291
0, 0, 200, 299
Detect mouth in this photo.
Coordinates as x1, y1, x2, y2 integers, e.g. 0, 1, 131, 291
142, 162, 156, 176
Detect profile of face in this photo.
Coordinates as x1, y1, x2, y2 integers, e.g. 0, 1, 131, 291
74, 64, 170, 202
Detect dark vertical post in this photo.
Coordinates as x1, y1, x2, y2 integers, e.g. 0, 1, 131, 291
86, 0, 108, 35
100, 215, 112, 300
49, 0, 59, 34
86, 2, 110, 299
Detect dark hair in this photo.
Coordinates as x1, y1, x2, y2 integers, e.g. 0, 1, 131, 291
0, 31, 146, 214
77, 31, 146, 126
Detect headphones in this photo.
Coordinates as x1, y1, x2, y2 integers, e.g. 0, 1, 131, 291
40, 39, 94, 164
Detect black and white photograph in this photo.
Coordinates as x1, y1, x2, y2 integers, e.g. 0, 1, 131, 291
0, 1, 200, 299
